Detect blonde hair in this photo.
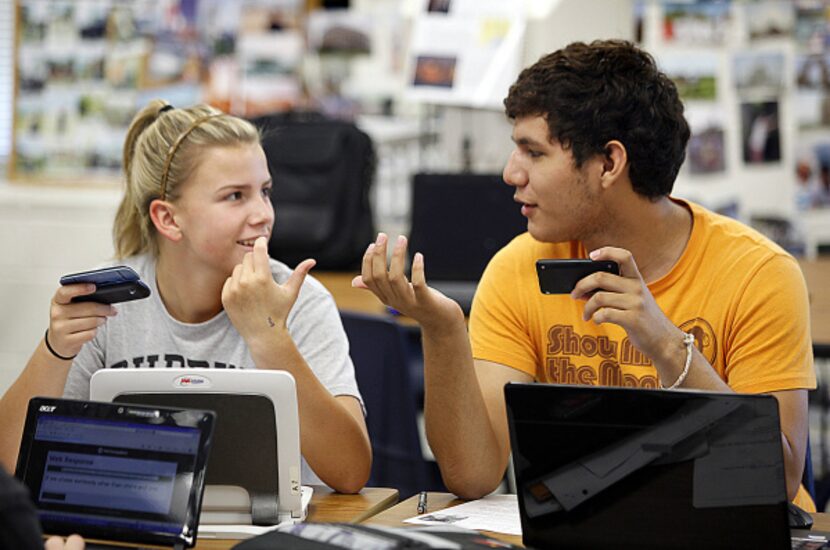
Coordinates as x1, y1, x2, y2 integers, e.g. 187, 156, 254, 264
113, 100, 260, 259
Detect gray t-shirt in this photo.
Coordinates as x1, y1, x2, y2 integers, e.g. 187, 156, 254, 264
63, 254, 362, 486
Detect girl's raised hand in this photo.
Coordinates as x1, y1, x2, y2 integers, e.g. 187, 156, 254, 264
222, 237, 315, 342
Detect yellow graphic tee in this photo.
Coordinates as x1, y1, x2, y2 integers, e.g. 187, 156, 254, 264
470, 199, 816, 508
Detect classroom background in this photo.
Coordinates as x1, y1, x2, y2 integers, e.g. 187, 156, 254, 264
1, 0, 830, 506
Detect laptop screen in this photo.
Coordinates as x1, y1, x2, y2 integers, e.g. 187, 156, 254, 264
15, 397, 215, 548
505, 384, 790, 550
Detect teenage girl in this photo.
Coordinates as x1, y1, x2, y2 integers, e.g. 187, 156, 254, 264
0, 101, 371, 493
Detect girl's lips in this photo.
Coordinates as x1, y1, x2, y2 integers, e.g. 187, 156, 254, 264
521, 204, 537, 217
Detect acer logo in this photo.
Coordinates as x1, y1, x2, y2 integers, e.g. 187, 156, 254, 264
39, 405, 57, 413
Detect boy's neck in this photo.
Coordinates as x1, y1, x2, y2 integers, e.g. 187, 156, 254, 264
582, 196, 693, 284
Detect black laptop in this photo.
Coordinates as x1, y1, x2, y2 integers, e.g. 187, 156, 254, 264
15, 397, 215, 550
504, 384, 808, 550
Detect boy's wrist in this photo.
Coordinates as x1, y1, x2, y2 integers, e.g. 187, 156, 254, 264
420, 304, 466, 336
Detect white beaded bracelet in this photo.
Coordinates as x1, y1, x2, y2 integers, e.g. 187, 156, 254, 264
661, 331, 696, 390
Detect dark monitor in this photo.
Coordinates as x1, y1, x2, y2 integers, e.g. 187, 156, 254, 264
408, 173, 526, 282
505, 384, 790, 550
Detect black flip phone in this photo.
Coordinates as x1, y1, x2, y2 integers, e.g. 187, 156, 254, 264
536, 259, 620, 294
60, 266, 151, 304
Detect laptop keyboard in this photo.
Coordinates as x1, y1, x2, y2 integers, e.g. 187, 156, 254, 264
792, 536, 829, 549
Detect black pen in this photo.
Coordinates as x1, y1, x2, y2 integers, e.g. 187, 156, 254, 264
417, 491, 428, 515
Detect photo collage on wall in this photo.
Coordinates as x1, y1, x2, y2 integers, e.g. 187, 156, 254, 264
15, 0, 206, 181
406, 0, 523, 108
13, 0, 308, 183
657, 2, 734, 180
734, 50, 784, 165
649, 0, 830, 197
794, 1, 830, 210
657, 51, 726, 176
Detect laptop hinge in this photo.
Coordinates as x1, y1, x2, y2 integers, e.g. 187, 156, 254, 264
250, 492, 281, 525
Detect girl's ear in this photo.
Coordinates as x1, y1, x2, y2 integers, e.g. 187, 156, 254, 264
149, 199, 182, 243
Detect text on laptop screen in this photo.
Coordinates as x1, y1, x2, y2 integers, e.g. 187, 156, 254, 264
16, 399, 214, 547
33, 414, 200, 533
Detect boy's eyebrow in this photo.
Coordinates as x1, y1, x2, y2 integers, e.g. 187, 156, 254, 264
512, 135, 545, 147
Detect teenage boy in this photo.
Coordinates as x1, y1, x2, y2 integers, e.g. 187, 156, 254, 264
355, 40, 816, 508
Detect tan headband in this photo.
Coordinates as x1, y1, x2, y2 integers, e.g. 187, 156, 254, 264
159, 113, 223, 200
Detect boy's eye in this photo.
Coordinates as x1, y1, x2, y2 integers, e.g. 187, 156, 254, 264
527, 149, 543, 158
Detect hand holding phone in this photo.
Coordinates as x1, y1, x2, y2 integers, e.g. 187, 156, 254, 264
60, 266, 151, 304
536, 259, 620, 295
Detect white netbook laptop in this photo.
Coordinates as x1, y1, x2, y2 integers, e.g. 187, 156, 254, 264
90, 368, 311, 537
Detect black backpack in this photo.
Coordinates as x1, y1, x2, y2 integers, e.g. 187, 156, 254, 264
251, 112, 376, 270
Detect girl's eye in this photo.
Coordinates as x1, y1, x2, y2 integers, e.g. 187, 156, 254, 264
261, 187, 272, 197
227, 191, 242, 201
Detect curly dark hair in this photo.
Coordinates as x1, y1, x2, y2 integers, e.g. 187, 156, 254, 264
504, 40, 690, 199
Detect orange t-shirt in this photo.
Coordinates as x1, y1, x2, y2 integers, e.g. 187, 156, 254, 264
470, 199, 816, 508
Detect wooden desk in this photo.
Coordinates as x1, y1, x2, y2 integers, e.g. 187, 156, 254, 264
365, 493, 830, 548
189, 487, 398, 550
315, 271, 417, 326
315, 271, 389, 318
799, 259, 830, 345
813, 512, 830, 531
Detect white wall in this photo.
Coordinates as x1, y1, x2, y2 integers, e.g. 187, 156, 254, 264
640, 1, 799, 221
0, 182, 119, 394
435, 0, 636, 175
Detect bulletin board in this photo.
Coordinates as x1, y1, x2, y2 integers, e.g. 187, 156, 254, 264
10, 0, 305, 185
405, 0, 525, 110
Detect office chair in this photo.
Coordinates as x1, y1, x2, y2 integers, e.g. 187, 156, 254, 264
340, 311, 445, 498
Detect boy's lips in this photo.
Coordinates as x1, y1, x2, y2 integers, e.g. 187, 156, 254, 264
518, 202, 537, 217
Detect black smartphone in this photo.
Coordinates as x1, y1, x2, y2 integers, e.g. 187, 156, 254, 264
60, 266, 151, 304
536, 259, 620, 295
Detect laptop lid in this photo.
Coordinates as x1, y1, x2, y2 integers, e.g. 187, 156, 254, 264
89, 368, 304, 526
15, 397, 215, 549
504, 384, 790, 550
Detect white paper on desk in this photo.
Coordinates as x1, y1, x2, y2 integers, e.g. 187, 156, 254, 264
404, 494, 521, 536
